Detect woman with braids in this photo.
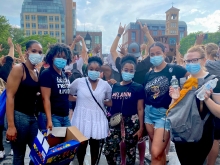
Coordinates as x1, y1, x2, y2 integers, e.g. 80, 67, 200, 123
69, 56, 112, 165
6, 40, 44, 165
39, 43, 72, 129
103, 55, 145, 165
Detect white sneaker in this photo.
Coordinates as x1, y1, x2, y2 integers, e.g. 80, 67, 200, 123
166, 154, 169, 162
10, 150, 13, 156
145, 152, 151, 161
0, 151, 5, 159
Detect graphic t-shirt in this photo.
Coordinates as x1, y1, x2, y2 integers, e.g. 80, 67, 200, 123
144, 64, 187, 109
111, 82, 145, 116
40, 67, 70, 117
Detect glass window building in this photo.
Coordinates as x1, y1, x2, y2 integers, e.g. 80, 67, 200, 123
21, 0, 76, 44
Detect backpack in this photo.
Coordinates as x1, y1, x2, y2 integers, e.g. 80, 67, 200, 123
69, 63, 83, 83
167, 75, 217, 143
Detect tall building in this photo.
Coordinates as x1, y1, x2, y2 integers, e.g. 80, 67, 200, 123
122, 6, 187, 56
75, 31, 102, 55
20, 0, 76, 44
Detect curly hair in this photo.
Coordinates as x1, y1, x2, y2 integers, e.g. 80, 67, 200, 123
120, 55, 137, 69
45, 43, 72, 66
88, 56, 103, 66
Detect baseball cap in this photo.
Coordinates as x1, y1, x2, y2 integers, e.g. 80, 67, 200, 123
128, 42, 141, 58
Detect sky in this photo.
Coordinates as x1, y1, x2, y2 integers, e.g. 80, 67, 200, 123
0, 0, 220, 53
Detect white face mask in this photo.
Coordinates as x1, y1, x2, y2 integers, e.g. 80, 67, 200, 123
28, 53, 44, 65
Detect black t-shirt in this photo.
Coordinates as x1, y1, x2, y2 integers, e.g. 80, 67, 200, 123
111, 82, 145, 116
39, 67, 70, 117
0, 56, 13, 82
115, 56, 171, 85
144, 64, 187, 109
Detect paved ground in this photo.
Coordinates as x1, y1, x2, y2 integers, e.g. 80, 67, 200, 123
1, 131, 220, 165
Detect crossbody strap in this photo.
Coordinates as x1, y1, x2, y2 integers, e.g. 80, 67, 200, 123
85, 78, 107, 116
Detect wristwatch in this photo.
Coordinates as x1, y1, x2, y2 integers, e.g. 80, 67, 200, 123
117, 34, 121, 38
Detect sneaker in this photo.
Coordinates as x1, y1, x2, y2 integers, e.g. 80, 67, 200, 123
145, 152, 151, 161
6, 140, 10, 143
10, 150, 13, 156
166, 154, 169, 162
0, 151, 5, 159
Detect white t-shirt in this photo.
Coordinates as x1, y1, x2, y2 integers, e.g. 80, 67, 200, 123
64, 57, 84, 74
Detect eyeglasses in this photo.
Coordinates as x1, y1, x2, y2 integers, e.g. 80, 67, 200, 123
184, 57, 204, 64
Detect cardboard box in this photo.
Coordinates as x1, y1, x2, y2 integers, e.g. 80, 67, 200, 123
30, 126, 87, 165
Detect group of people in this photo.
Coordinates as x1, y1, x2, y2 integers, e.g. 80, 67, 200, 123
0, 21, 220, 165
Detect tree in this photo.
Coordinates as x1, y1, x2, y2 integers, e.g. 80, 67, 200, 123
0, 15, 10, 42
180, 32, 220, 55
18, 35, 57, 54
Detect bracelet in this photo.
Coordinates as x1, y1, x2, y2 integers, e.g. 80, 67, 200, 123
117, 34, 121, 38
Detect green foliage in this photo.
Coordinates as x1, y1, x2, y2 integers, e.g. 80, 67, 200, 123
0, 15, 10, 42
180, 31, 220, 55
18, 35, 57, 54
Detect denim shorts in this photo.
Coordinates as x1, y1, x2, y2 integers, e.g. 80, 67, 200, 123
144, 105, 170, 131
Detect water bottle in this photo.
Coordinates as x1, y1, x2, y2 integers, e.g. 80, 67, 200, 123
170, 76, 180, 99
196, 78, 218, 101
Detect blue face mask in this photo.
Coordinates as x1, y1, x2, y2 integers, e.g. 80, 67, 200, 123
122, 72, 134, 81
150, 55, 164, 66
53, 58, 67, 70
28, 53, 43, 65
88, 70, 100, 81
185, 63, 201, 74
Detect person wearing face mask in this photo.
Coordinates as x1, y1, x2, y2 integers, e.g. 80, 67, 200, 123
144, 42, 189, 165
6, 40, 43, 165
103, 55, 145, 165
39, 43, 72, 130
169, 45, 220, 165
69, 56, 112, 165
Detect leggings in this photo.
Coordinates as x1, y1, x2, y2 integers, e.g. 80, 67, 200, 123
104, 116, 139, 165
77, 138, 100, 165
175, 133, 214, 165
0, 125, 4, 151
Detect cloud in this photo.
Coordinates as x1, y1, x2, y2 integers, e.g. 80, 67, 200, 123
86, 1, 91, 5
187, 10, 220, 33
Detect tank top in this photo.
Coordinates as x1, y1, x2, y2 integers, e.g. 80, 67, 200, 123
14, 63, 39, 115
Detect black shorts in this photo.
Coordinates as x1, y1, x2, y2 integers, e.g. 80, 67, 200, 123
214, 118, 220, 140
69, 101, 76, 110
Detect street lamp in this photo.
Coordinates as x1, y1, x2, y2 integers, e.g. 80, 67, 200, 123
84, 32, 92, 49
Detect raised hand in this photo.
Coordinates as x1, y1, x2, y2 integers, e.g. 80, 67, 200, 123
195, 33, 205, 45
15, 44, 22, 53
138, 21, 149, 34
74, 35, 82, 43
93, 44, 101, 54
0, 44, 4, 52
118, 23, 126, 35
176, 43, 180, 50
8, 37, 14, 47
118, 44, 126, 56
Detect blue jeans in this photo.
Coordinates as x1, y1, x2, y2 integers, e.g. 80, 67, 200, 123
38, 112, 70, 129
11, 110, 38, 165
144, 105, 170, 131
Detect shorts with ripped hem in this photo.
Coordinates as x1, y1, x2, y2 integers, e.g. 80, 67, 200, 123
144, 105, 170, 131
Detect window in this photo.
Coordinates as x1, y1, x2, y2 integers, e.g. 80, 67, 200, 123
32, 23, 36, 28
180, 32, 185, 40
160, 26, 165, 30
32, 31, 36, 35
152, 26, 158, 30
38, 31, 42, 35
38, 16, 47, 23
170, 30, 176, 34
61, 40, 65, 43
55, 24, 59, 29
49, 24, 54, 29
179, 27, 185, 31
26, 30, 30, 36
171, 14, 177, 20
153, 31, 158, 36
50, 31, 54, 36
162, 31, 165, 35
31, 15, 36, 21
61, 25, 65, 28
21, 24, 24, 28
95, 36, 100, 44
55, 31, 60, 37
44, 31, 48, 35
25, 15, 30, 20
171, 23, 176, 28
49, 16, 53, 21
55, 16, 59, 22
26, 23, 30, 28
169, 38, 176, 45
131, 31, 136, 41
